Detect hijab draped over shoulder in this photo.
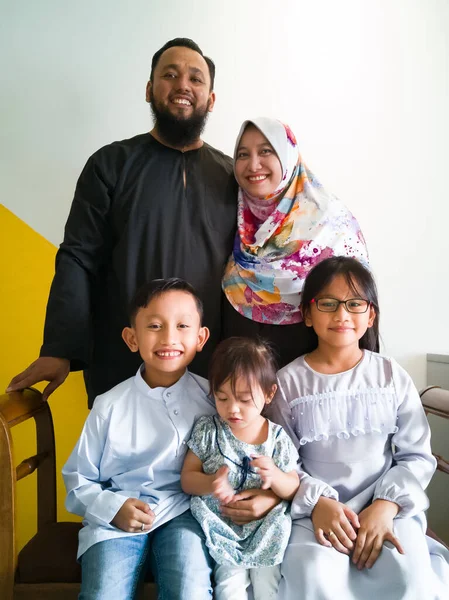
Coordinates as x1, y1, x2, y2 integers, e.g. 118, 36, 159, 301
222, 117, 368, 325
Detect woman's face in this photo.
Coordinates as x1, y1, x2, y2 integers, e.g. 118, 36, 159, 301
235, 125, 283, 198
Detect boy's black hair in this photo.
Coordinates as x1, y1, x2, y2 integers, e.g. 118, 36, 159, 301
209, 337, 278, 399
128, 278, 204, 326
300, 256, 380, 353
150, 38, 216, 90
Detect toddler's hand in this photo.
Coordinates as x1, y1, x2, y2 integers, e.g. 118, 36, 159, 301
212, 465, 235, 505
352, 499, 404, 570
312, 497, 360, 555
250, 454, 279, 490
221, 489, 281, 524
111, 498, 155, 532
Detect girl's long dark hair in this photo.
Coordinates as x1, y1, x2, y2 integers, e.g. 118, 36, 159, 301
300, 257, 380, 355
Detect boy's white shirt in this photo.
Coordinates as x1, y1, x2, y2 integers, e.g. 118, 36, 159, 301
62, 365, 215, 559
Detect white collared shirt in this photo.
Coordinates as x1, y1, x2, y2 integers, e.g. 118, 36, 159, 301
62, 366, 216, 558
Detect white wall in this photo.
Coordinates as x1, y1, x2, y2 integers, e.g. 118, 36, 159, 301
2, 0, 449, 387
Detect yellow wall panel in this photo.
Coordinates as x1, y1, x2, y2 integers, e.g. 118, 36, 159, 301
0, 204, 89, 552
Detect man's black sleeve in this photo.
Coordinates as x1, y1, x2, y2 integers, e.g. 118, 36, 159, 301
40, 153, 115, 371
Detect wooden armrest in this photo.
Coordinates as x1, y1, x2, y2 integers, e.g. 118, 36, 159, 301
0, 386, 57, 545
0, 388, 45, 429
420, 386, 449, 476
434, 454, 449, 476
420, 386, 449, 419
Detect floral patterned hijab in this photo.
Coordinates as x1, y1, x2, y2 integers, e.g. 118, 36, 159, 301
222, 117, 368, 325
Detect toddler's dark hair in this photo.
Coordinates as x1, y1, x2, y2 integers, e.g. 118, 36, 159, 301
209, 337, 277, 398
128, 278, 203, 326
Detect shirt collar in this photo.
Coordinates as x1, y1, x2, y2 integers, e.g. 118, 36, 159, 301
133, 364, 190, 399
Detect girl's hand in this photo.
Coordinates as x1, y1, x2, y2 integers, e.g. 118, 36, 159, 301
312, 497, 360, 554
212, 466, 235, 505
111, 498, 155, 532
352, 499, 404, 570
250, 454, 279, 490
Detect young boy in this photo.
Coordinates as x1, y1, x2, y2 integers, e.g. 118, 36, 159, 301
62, 278, 216, 599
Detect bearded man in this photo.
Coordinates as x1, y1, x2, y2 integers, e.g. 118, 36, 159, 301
8, 38, 237, 407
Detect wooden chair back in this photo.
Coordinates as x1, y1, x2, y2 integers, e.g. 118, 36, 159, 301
0, 388, 57, 598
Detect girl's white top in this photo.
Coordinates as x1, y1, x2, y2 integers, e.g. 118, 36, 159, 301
268, 351, 436, 518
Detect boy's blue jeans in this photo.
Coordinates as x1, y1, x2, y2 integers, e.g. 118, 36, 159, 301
79, 509, 213, 599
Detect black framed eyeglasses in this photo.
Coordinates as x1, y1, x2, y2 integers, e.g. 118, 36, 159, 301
311, 297, 370, 313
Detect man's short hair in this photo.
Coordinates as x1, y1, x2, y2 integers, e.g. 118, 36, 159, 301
150, 38, 215, 90
128, 278, 204, 326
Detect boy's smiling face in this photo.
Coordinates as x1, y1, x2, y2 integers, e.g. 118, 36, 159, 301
122, 290, 209, 388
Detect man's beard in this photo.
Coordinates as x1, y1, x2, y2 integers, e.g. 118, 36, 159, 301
150, 97, 210, 148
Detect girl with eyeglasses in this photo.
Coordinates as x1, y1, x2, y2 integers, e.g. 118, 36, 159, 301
267, 256, 449, 599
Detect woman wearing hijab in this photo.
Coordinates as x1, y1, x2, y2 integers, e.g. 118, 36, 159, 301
222, 117, 368, 366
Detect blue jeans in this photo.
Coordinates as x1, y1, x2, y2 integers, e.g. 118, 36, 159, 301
79, 510, 213, 599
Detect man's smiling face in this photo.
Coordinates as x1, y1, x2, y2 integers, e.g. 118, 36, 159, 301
146, 45, 215, 147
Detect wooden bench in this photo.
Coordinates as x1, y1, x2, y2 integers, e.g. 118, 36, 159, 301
1, 386, 448, 599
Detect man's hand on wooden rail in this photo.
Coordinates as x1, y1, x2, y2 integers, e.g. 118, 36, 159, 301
6, 357, 70, 400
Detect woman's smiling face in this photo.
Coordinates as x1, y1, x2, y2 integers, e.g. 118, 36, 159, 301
234, 125, 283, 198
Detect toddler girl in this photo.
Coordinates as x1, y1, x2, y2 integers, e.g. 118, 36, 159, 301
181, 337, 299, 600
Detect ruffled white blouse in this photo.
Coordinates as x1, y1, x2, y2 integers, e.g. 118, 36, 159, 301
268, 351, 437, 520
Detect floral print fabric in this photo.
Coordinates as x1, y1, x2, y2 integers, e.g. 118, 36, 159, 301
188, 415, 298, 567
223, 117, 368, 325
